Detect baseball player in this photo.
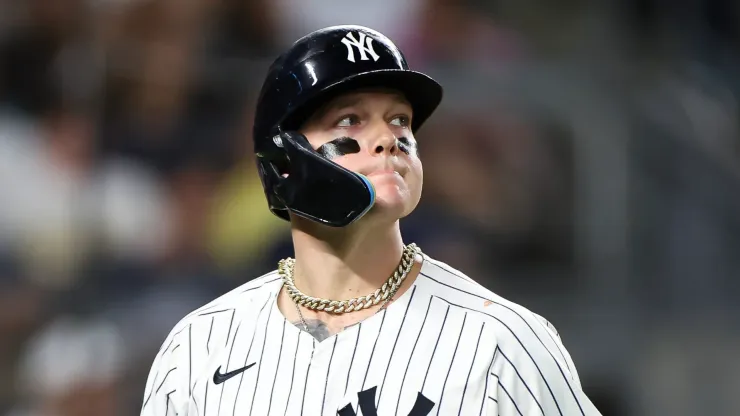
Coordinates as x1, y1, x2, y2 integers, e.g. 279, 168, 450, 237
140, 25, 602, 416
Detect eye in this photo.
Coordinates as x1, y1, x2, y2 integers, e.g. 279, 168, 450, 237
336, 114, 360, 127
390, 115, 411, 127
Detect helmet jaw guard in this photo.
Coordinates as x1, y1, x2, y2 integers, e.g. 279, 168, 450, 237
253, 25, 442, 227
257, 132, 376, 227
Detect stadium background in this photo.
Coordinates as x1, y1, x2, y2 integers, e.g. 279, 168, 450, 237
1, 0, 739, 415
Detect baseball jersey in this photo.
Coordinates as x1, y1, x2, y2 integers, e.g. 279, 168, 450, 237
140, 255, 602, 416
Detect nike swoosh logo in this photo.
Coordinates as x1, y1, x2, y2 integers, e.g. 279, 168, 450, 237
213, 363, 256, 385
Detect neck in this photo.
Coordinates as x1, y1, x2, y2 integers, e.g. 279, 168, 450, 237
289, 216, 406, 301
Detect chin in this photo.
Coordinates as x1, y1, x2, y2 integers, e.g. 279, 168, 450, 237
364, 175, 421, 220
366, 193, 419, 222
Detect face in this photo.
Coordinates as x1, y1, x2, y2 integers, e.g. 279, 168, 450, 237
300, 90, 423, 220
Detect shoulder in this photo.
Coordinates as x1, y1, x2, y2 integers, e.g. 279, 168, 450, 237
141, 271, 283, 414
419, 255, 544, 324
160, 270, 282, 345
419, 256, 584, 389
418, 255, 567, 358
416, 259, 597, 413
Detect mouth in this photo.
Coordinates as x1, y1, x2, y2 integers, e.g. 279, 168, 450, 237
366, 169, 402, 178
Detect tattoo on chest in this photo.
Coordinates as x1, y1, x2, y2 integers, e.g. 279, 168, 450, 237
291, 300, 393, 342
293, 319, 334, 342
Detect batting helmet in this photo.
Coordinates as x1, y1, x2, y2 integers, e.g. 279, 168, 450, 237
253, 25, 443, 227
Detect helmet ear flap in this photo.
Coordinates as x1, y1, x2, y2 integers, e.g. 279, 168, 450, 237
257, 131, 376, 227
260, 130, 314, 177
255, 140, 291, 218
266, 149, 289, 179
255, 131, 319, 210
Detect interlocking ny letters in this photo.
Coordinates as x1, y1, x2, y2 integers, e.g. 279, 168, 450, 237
341, 32, 380, 63
337, 386, 435, 416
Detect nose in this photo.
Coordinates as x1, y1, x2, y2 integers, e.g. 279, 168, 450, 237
369, 125, 399, 156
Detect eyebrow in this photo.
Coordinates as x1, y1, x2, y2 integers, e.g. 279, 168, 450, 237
305, 96, 359, 123
325, 95, 363, 113
389, 93, 409, 106
310, 92, 410, 124
328, 92, 409, 112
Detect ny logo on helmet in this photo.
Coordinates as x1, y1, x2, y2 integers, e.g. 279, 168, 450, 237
341, 32, 380, 63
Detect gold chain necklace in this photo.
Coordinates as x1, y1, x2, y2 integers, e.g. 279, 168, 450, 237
292, 267, 405, 332
279, 243, 420, 316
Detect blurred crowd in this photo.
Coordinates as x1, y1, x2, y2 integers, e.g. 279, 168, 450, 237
0, 0, 739, 415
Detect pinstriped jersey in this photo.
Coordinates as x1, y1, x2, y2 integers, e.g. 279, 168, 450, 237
140, 255, 602, 415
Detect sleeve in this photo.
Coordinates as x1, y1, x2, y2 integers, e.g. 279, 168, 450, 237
486, 322, 603, 416
532, 314, 583, 389
140, 323, 192, 416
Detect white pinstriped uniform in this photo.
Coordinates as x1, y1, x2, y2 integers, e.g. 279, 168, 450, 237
140, 255, 602, 416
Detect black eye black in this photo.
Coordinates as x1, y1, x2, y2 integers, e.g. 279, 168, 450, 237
397, 137, 417, 155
